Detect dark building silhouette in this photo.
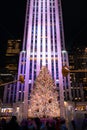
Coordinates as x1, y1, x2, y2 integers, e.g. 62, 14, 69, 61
69, 46, 87, 110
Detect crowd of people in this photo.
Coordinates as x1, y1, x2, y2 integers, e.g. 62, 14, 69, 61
1, 113, 87, 130
70, 113, 87, 130
0, 116, 68, 130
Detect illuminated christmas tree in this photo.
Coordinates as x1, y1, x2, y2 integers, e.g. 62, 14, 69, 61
28, 66, 60, 118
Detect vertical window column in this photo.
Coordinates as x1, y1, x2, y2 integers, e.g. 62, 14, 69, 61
47, 0, 51, 73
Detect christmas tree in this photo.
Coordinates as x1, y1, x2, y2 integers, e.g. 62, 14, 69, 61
28, 66, 60, 118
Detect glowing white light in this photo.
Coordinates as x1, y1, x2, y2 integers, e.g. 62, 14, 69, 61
42, 61, 46, 66
62, 50, 67, 53
64, 66, 70, 71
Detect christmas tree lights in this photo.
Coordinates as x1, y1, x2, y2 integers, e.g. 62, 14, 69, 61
28, 66, 60, 118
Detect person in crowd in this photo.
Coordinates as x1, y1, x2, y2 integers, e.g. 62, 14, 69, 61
0, 118, 7, 130
7, 116, 20, 130
34, 117, 41, 130
60, 118, 68, 130
55, 117, 61, 130
20, 118, 29, 130
81, 113, 87, 130
28, 118, 37, 130
71, 119, 76, 130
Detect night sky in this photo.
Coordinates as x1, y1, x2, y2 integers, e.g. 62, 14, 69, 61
0, 0, 87, 56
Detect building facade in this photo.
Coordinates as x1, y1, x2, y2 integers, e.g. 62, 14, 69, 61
5, 39, 21, 74
69, 46, 87, 110
0, 39, 21, 101
3, 0, 70, 118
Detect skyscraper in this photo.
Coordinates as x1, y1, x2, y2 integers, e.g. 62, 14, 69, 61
69, 47, 87, 102
0, 39, 21, 105
3, 0, 70, 119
